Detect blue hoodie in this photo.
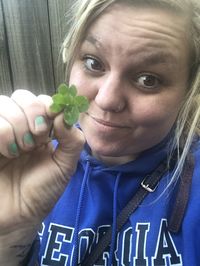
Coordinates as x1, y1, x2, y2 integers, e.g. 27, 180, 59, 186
32, 136, 200, 266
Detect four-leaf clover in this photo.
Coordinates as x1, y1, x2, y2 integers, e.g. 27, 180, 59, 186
50, 83, 89, 126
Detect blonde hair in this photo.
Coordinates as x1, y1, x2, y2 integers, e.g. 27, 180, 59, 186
62, 0, 200, 185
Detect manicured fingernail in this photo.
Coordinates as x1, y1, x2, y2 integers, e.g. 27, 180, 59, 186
23, 132, 35, 146
35, 116, 47, 131
8, 142, 19, 156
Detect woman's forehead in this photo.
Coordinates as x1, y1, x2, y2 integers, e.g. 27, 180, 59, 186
87, 2, 189, 34
82, 3, 190, 66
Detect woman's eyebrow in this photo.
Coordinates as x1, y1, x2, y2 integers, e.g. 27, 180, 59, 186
136, 52, 178, 66
84, 35, 178, 66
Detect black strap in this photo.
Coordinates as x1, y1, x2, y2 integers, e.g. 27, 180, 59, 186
80, 155, 194, 266
81, 160, 168, 266
169, 154, 194, 232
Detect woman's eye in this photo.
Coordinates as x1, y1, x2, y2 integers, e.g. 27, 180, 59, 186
83, 56, 105, 72
136, 74, 160, 89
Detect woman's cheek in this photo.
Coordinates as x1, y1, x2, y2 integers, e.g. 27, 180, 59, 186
69, 72, 93, 100
131, 101, 179, 128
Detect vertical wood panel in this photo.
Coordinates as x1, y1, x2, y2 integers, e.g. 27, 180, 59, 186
0, 0, 13, 95
48, 0, 73, 88
2, 0, 55, 95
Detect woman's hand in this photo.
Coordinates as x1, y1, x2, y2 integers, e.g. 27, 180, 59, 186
0, 89, 85, 264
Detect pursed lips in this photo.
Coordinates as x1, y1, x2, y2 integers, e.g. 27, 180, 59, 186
87, 113, 129, 129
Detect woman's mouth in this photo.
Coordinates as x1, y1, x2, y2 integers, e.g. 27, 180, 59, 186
88, 113, 129, 129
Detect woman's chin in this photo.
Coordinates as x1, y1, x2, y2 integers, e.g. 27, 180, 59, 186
89, 143, 138, 165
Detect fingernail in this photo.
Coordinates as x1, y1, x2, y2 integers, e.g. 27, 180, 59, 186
23, 132, 35, 146
8, 142, 19, 156
35, 116, 47, 131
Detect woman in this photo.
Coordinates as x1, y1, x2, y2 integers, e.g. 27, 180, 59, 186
0, 0, 200, 265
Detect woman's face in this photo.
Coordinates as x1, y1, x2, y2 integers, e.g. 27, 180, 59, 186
69, 3, 190, 164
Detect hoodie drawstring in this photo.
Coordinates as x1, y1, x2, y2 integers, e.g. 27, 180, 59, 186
108, 173, 121, 266
73, 160, 91, 266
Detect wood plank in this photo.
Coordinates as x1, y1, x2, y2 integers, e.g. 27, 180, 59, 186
48, 0, 73, 88
0, 0, 13, 95
2, 0, 55, 95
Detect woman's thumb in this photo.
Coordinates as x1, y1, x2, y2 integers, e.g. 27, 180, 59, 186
52, 113, 85, 177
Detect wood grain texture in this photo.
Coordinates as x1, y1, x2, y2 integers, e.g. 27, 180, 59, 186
0, 0, 73, 95
48, 0, 73, 88
2, 0, 55, 95
0, 0, 13, 95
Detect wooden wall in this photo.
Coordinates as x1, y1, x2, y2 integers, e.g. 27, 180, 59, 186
0, 0, 73, 96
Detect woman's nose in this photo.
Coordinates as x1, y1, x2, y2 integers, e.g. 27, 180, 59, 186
94, 74, 126, 112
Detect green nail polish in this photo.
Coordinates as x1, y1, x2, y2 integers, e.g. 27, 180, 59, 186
8, 143, 19, 156
35, 116, 47, 131
35, 116, 45, 126
23, 132, 34, 146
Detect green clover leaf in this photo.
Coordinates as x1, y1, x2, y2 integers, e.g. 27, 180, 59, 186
64, 106, 79, 126
69, 85, 77, 97
74, 95, 89, 112
57, 83, 69, 95
50, 83, 89, 126
50, 103, 65, 113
